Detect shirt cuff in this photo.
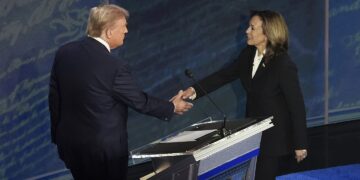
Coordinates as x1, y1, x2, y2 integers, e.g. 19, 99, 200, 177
189, 87, 196, 100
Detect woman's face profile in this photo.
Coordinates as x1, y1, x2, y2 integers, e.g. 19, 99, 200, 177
246, 15, 268, 50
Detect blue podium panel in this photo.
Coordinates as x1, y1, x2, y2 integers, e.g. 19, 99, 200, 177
195, 133, 262, 179
209, 159, 250, 180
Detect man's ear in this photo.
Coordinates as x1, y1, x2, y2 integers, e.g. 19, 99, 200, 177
105, 28, 112, 39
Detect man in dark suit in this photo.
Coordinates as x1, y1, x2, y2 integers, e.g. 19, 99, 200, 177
48, 4, 192, 180
182, 10, 307, 179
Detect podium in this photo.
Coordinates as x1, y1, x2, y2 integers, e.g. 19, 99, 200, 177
130, 116, 273, 180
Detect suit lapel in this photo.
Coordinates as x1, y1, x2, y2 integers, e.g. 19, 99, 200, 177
252, 59, 267, 80
243, 48, 256, 89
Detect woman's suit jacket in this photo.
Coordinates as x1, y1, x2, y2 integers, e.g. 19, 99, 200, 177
193, 46, 307, 156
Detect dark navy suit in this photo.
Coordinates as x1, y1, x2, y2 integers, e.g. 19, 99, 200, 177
193, 46, 307, 179
49, 37, 174, 179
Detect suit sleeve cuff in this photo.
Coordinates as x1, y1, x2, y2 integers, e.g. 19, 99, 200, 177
189, 87, 197, 100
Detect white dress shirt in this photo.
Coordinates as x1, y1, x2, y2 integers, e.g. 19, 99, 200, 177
89, 36, 111, 52
252, 49, 266, 78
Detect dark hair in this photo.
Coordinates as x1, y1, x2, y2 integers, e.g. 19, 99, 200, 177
250, 10, 288, 62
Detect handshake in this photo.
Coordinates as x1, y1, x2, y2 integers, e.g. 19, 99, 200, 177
170, 87, 196, 115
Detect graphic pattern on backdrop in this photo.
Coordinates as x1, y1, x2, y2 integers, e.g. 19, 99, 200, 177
0, 1, 100, 179
329, 0, 360, 123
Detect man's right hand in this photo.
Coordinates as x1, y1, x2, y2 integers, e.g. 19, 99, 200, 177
171, 90, 193, 115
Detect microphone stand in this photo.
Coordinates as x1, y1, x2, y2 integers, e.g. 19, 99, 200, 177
185, 69, 231, 137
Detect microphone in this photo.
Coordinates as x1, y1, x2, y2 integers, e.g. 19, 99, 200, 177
185, 69, 230, 137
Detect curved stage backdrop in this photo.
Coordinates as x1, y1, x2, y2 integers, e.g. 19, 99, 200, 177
0, 0, 359, 179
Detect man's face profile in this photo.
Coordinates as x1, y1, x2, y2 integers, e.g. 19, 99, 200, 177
108, 18, 128, 49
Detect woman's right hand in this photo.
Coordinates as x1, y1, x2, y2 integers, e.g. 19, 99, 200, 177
182, 87, 196, 100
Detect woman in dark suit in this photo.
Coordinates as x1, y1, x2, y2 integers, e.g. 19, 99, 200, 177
182, 10, 308, 179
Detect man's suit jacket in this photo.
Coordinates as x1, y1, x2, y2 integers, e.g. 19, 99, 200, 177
193, 46, 307, 156
48, 37, 174, 160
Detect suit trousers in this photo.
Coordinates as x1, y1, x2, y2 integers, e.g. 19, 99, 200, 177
58, 145, 128, 180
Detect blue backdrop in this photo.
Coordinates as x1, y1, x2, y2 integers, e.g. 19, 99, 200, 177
329, 0, 360, 123
0, 0, 358, 179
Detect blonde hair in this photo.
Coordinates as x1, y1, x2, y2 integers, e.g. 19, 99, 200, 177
251, 10, 288, 62
86, 4, 129, 37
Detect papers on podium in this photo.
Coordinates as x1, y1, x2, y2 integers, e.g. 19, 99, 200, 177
160, 130, 217, 143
